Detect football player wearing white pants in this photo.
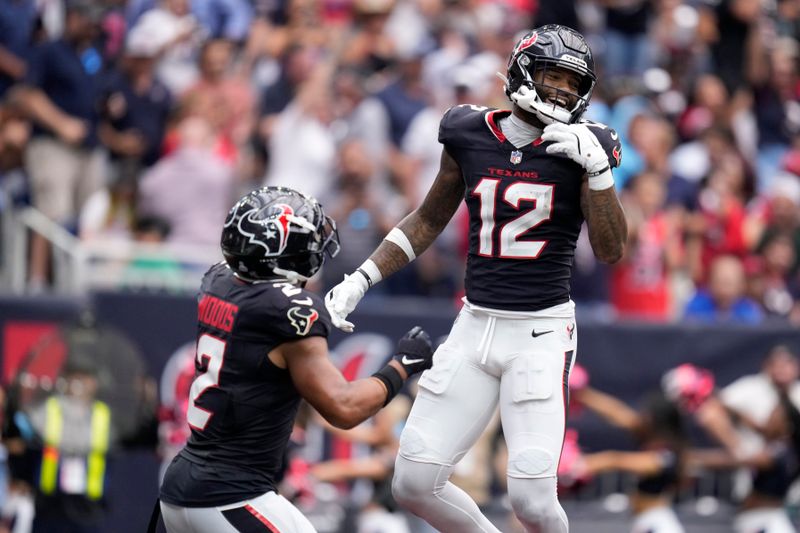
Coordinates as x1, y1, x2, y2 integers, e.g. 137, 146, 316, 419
325, 24, 626, 533
393, 301, 577, 533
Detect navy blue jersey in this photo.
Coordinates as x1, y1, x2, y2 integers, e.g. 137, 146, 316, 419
439, 105, 621, 311
160, 262, 331, 507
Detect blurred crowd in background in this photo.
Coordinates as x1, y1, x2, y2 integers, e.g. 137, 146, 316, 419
2, 0, 800, 324
3, 0, 800, 530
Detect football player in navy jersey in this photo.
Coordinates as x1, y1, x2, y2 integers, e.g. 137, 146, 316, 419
158, 186, 434, 533
325, 25, 627, 533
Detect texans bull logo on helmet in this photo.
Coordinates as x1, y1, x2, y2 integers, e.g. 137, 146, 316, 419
236, 203, 295, 257
287, 306, 319, 336
510, 31, 538, 66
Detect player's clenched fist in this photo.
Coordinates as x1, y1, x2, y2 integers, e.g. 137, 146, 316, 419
392, 326, 434, 375
324, 272, 370, 332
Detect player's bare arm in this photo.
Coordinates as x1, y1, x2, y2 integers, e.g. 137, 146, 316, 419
275, 327, 433, 428
275, 337, 397, 429
580, 179, 627, 263
370, 147, 465, 278
325, 149, 464, 331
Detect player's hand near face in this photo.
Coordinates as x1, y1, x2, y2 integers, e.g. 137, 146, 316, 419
542, 122, 627, 263
541, 123, 609, 177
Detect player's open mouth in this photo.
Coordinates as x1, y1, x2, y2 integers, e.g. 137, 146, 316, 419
547, 95, 569, 108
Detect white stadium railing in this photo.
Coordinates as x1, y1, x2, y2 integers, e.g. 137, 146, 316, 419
0, 198, 220, 295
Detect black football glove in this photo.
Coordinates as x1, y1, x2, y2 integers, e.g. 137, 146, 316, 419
392, 326, 433, 376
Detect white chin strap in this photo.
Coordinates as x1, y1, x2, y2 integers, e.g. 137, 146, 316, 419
509, 85, 572, 125
232, 268, 308, 285
273, 267, 309, 284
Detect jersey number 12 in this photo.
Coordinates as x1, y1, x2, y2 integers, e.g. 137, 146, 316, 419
187, 334, 226, 431
472, 180, 554, 258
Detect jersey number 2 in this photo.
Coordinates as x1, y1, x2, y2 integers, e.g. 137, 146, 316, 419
187, 334, 226, 431
472, 180, 554, 258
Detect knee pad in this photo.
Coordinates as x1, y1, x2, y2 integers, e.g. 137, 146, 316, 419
391, 456, 446, 505
507, 445, 556, 478
507, 476, 567, 532
398, 425, 430, 458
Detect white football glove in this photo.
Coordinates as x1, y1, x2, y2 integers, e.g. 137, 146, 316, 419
541, 123, 609, 175
324, 273, 369, 332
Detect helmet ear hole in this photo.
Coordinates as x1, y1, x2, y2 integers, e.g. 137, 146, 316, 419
220, 186, 341, 282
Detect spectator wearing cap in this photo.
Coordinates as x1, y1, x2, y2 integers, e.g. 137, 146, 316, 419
128, 0, 203, 95
0, 0, 36, 98
16, 0, 109, 288
78, 27, 173, 245
99, 25, 172, 181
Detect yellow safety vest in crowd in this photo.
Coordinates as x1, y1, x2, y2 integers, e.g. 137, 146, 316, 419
39, 397, 111, 500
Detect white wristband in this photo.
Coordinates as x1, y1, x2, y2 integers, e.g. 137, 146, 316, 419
588, 168, 615, 191
356, 259, 383, 288
385, 227, 416, 261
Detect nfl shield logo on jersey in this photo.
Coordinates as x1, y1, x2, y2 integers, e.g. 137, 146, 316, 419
510, 150, 522, 165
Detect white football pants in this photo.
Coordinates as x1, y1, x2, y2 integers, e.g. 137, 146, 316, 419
392, 300, 577, 533
161, 491, 317, 533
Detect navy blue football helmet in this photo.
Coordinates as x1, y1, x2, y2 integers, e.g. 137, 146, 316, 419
221, 186, 340, 282
504, 24, 596, 124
